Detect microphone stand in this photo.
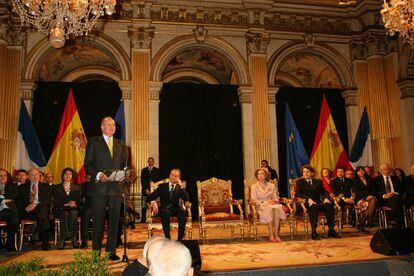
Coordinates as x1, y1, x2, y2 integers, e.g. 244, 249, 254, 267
121, 166, 135, 263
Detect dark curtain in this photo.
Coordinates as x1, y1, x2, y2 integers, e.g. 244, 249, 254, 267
276, 87, 347, 197
32, 81, 122, 160
159, 83, 244, 217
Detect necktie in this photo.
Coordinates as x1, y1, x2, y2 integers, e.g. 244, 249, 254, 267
169, 184, 175, 199
385, 177, 392, 194
108, 138, 113, 157
30, 183, 37, 203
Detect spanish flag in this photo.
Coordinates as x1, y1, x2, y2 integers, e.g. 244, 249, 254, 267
310, 95, 351, 177
46, 90, 87, 184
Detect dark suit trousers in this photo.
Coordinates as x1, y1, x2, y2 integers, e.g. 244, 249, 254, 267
160, 207, 187, 240
381, 194, 404, 227
0, 208, 19, 247
56, 209, 78, 241
20, 203, 50, 244
307, 202, 335, 232
92, 195, 121, 255
81, 204, 92, 242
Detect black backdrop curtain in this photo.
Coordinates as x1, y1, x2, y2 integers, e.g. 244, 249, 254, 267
159, 83, 244, 217
32, 81, 122, 160
276, 87, 348, 197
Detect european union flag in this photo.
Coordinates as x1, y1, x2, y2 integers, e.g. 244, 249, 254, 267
285, 103, 309, 198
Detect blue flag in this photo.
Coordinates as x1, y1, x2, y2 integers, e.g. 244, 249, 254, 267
285, 103, 309, 197
15, 99, 47, 170
114, 101, 126, 143
350, 107, 373, 168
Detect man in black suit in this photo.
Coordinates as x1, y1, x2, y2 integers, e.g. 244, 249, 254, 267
15, 169, 28, 186
296, 165, 340, 240
374, 163, 404, 228
17, 168, 51, 250
261, 160, 279, 180
147, 169, 189, 240
84, 117, 127, 260
140, 157, 161, 222
330, 167, 355, 208
0, 168, 19, 251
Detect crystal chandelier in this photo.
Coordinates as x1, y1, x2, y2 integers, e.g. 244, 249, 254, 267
381, 0, 414, 48
12, 0, 116, 48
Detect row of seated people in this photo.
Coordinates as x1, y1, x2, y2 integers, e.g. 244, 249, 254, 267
0, 167, 137, 252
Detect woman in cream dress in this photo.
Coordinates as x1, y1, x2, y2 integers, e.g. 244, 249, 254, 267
250, 168, 287, 242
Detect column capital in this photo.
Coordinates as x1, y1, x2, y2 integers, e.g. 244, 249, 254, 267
246, 31, 270, 55
341, 88, 358, 106
350, 32, 397, 61
238, 85, 252, 103
268, 85, 279, 104
149, 81, 163, 100
119, 80, 132, 100
398, 79, 414, 99
0, 19, 26, 46
128, 25, 155, 50
20, 80, 37, 100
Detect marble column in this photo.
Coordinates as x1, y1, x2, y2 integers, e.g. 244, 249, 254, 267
398, 79, 414, 170
238, 85, 254, 180
246, 31, 271, 167
20, 80, 37, 117
268, 86, 279, 174
341, 89, 359, 150
128, 25, 155, 213
149, 81, 163, 165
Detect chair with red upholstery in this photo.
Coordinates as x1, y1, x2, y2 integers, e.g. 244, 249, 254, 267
146, 179, 192, 239
197, 177, 243, 243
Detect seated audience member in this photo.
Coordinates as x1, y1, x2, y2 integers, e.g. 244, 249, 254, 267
330, 167, 354, 208
404, 164, 414, 208
374, 163, 404, 228
320, 168, 332, 193
148, 240, 193, 276
393, 168, 406, 185
80, 175, 92, 249
261, 160, 279, 180
17, 168, 51, 250
353, 166, 376, 231
15, 169, 28, 186
122, 235, 166, 276
250, 168, 286, 242
147, 169, 189, 241
296, 165, 339, 240
0, 168, 19, 251
44, 172, 54, 186
39, 171, 45, 183
53, 167, 81, 249
364, 166, 376, 180
345, 169, 355, 180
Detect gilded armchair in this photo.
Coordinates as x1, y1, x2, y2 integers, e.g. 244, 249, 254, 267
197, 177, 244, 243
146, 179, 193, 239
244, 179, 295, 240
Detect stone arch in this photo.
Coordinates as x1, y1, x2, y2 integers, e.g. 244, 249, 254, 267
22, 33, 131, 82
268, 41, 355, 89
398, 43, 414, 81
150, 35, 250, 85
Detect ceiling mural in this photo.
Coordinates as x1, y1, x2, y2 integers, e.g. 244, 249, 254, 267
276, 54, 340, 88
163, 48, 234, 84
38, 44, 121, 81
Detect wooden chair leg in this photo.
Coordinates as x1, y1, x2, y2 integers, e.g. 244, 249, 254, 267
240, 223, 244, 241
253, 222, 258, 241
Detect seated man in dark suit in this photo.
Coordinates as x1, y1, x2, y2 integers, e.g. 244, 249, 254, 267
330, 167, 355, 209
261, 160, 279, 180
141, 157, 161, 223
0, 168, 19, 251
404, 164, 414, 208
147, 169, 189, 241
17, 168, 51, 250
374, 163, 404, 228
296, 165, 340, 240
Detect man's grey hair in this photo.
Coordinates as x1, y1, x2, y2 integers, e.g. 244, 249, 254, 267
150, 240, 192, 276
101, 116, 114, 126
143, 235, 165, 259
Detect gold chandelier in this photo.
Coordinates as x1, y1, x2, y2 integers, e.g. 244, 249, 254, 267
12, 0, 116, 48
381, 0, 414, 47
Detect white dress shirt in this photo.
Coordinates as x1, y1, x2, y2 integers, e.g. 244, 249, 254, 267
383, 175, 396, 194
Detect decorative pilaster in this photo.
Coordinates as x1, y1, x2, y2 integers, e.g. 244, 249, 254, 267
247, 31, 271, 168
20, 80, 37, 116
149, 81, 163, 166
128, 25, 154, 213
341, 89, 359, 150
118, 80, 132, 147
238, 85, 254, 179
268, 86, 279, 174
398, 79, 414, 170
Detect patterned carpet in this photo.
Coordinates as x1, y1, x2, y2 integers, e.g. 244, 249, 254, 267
1, 223, 394, 273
